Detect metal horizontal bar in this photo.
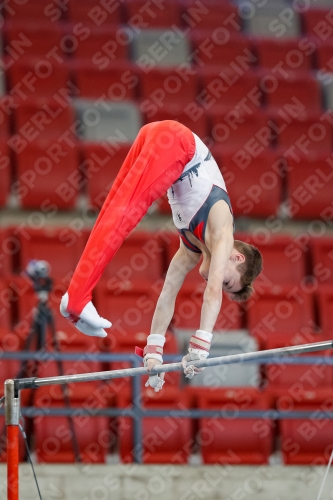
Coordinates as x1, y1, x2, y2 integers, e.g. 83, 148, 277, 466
1, 408, 333, 420
2, 351, 333, 364
13, 340, 333, 390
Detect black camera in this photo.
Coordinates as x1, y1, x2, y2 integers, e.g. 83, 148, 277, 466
25, 259, 53, 293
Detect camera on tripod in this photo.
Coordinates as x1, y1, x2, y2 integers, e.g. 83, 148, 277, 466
17, 260, 82, 461
25, 259, 53, 294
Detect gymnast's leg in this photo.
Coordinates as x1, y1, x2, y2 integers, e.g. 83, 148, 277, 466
60, 121, 195, 336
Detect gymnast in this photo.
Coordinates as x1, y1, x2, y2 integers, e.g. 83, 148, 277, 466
60, 120, 262, 391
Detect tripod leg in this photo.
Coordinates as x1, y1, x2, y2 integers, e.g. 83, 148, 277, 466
17, 320, 39, 379
47, 306, 82, 463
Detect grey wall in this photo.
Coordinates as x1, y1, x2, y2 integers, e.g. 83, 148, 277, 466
0, 464, 332, 500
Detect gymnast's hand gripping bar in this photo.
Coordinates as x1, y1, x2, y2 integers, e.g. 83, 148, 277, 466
13, 340, 333, 391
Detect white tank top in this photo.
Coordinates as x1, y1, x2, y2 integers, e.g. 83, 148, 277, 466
167, 133, 228, 230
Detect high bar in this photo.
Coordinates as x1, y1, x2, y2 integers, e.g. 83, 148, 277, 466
14, 340, 333, 390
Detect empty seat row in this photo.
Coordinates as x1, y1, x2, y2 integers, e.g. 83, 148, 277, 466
0, 227, 332, 284
3, 97, 333, 147
3, 279, 330, 347
0, 0, 239, 29
1, 386, 333, 465
1, 141, 332, 218
0, 229, 332, 338
216, 151, 333, 220
2, 21, 333, 73
2, 58, 332, 113
2, 1, 333, 41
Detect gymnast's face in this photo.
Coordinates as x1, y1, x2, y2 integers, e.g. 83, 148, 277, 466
199, 248, 245, 293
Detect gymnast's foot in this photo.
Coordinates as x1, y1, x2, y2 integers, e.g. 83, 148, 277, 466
60, 292, 112, 338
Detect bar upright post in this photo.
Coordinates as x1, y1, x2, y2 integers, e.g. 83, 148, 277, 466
5, 380, 20, 500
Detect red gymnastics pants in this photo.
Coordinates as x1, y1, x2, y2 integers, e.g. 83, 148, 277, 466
67, 120, 196, 317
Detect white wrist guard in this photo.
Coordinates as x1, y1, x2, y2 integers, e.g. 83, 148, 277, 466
143, 334, 166, 363
188, 330, 212, 359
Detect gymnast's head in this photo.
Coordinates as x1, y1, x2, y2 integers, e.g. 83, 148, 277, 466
199, 239, 262, 301
225, 240, 262, 301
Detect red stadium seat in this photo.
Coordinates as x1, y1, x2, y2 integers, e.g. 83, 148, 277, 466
317, 286, 333, 334
247, 286, 315, 347
208, 107, 270, 151
80, 142, 131, 209
4, 22, 65, 58
254, 38, 314, 71
34, 414, 112, 463
0, 228, 18, 278
17, 227, 85, 279
197, 388, 273, 464
124, 0, 182, 27
237, 234, 308, 286
155, 193, 171, 215
174, 288, 244, 330
94, 286, 157, 337
92, 230, 164, 291
71, 25, 129, 63
57, 328, 104, 352
272, 113, 333, 154
264, 338, 333, 399
7, 58, 71, 98
36, 379, 108, 413
67, 0, 123, 25
34, 379, 113, 464
15, 139, 80, 209
0, 327, 22, 352
0, 235, 12, 282
279, 388, 333, 464
117, 386, 192, 463
264, 72, 322, 113
0, 281, 13, 330
164, 231, 180, 267
0, 103, 11, 137
311, 238, 333, 287
139, 67, 199, 113
0, 140, 11, 207
163, 231, 205, 289
315, 40, 333, 71
285, 155, 333, 219
182, 0, 240, 31
190, 31, 254, 67
112, 329, 178, 353
0, 359, 21, 388
212, 149, 282, 217
74, 60, 139, 100
36, 360, 108, 399
35, 379, 110, 404
2, 0, 57, 22
302, 8, 333, 40
198, 68, 261, 111
37, 360, 104, 388
12, 97, 75, 142
143, 106, 209, 140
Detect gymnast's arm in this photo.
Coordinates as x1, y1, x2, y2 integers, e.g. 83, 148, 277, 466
200, 204, 234, 333
150, 241, 201, 336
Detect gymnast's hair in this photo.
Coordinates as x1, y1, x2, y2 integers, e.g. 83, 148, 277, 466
227, 240, 263, 302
